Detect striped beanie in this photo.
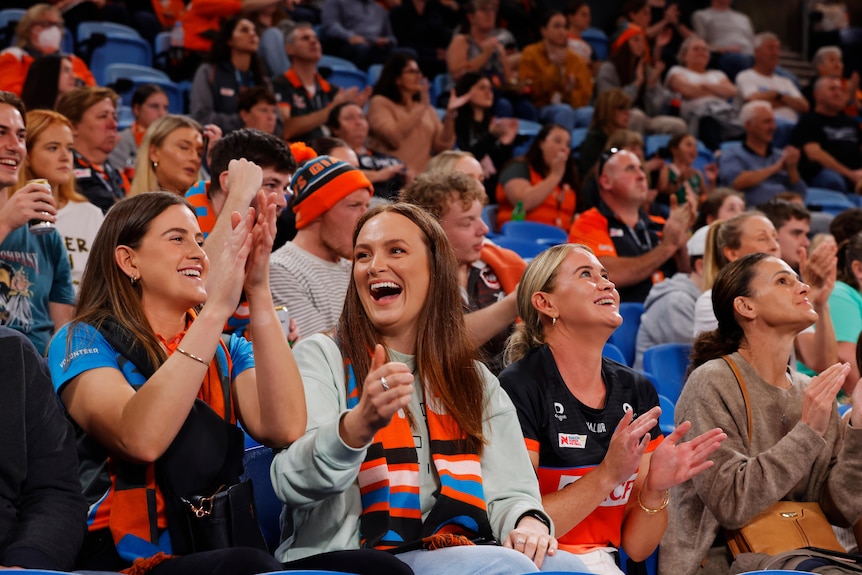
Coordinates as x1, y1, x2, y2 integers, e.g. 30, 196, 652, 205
291, 156, 373, 229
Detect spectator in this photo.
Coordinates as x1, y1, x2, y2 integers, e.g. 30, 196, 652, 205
0, 327, 87, 571
269, 156, 372, 338
0, 4, 95, 96
45, 191, 308, 574
718, 101, 805, 206
426, 150, 485, 181
692, 187, 745, 230
327, 102, 407, 200
496, 123, 578, 230
664, 35, 740, 150
790, 76, 862, 193
310, 136, 360, 165
320, 0, 396, 69
191, 16, 270, 133
273, 23, 370, 143
596, 24, 687, 136
657, 133, 716, 203
735, 32, 808, 149
499, 244, 725, 571
56, 86, 128, 214
691, 0, 755, 80
757, 199, 813, 273
367, 53, 464, 174
20, 54, 77, 112
271, 203, 590, 574
389, 0, 459, 78
518, 10, 593, 132
634, 224, 708, 369
803, 46, 860, 117
17, 110, 104, 293
452, 73, 518, 198
829, 231, 862, 388
237, 86, 279, 135
130, 115, 208, 196
446, 0, 536, 121
0, 91, 75, 354
400, 170, 523, 374
568, 149, 696, 303
660, 252, 862, 575
109, 85, 170, 182
246, 0, 298, 77
578, 88, 632, 178
564, 0, 594, 65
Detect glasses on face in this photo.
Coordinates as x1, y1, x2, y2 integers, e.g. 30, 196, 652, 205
598, 147, 621, 175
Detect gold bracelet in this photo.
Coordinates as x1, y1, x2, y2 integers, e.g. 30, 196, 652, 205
175, 347, 210, 367
637, 489, 669, 514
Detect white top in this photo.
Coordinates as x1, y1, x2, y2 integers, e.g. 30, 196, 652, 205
269, 241, 351, 339
691, 7, 755, 54
735, 69, 803, 122
55, 200, 105, 293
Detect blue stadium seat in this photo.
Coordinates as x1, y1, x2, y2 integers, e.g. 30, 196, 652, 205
153, 30, 171, 69
517, 119, 543, 138
693, 139, 715, 171
644, 134, 671, 158
326, 67, 367, 91
607, 302, 644, 367
0, 9, 25, 48
117, 105, 134, 130
366, 63, 383, 87
805, 187, 855, 216
318, 54, 357, 70
570, 127, 588, 152
642, 342, 692, 403
658, 393, 675, 435
490, 236, 547, 260
603, 342, 626, 364
429, 73, 451, 106
482, 204, 499, 234
501, 220, 567, 245
112, 77, 184, 115
89, 36, 153, 84
105, 63, 169, 84
581, 27, 609, 61
77, 20, 140, 42
240, 446, 281, 553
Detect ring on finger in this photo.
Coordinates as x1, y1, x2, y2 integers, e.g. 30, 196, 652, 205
380, 376, 390, 391
516, 539, 525, 546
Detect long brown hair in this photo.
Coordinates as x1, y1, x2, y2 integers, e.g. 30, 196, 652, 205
69, 192, 197, 370
335, 203, 486, 452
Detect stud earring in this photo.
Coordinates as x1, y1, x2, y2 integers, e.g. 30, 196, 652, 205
130, 274, 138, 285
551, 316, 557, 327
152, 161, 159, 169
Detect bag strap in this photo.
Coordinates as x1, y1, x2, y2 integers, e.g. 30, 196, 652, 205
721, 354, 753, 444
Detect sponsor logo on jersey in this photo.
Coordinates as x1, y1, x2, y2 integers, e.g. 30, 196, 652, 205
558, 433, 587, 448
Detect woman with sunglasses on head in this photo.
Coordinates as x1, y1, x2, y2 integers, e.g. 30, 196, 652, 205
499, 243, 726, 575
272, 203, 592, 574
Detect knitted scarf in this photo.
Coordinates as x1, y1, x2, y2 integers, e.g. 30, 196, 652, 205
344, 360, 494, 552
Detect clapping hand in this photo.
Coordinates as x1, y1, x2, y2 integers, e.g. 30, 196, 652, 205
644, 422, 726, 492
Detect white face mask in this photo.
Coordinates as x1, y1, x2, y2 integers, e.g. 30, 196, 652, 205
36, 26, 62, 52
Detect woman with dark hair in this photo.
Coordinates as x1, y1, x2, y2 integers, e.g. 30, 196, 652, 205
20, 53, 78, 112
271, 203, 592, 574
500, 243, 725, 575
596, 23, 686, 136
366, 53, 467, 174
190, 16, 270, 132
661, 252, 862, 574
692, 188, 745, 231
46, 190, 305, 574
109, 84, 170, 180
453, 72, 518, 196
496, 123, 577, 230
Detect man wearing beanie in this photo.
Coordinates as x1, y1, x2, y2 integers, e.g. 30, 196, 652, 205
270, 155, 372, 338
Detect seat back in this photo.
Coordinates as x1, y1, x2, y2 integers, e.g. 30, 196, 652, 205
642, 342, 692, 402
581, 27, 609, 61
77, 20, 140, 42
318, 54, 357, 70
608, 302, 644, 367
105, 63, 170, 84
240, 446, 282, 553
490, 236, 547, 260
602, 343, 626, 364
0, 9, 25, 48
501, 220, 567, 245
90, 36, 153, 84
326, 68, 367, 91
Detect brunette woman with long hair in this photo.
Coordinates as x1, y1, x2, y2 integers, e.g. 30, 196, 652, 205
272, 203, 591, 574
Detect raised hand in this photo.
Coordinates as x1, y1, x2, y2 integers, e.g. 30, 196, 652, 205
205, 207, 254, 317
802, 362, 849, 436
644, 422, 726, 492
340, 345, 414, 447
598, 407, 661, 487
0, 182, 57, 235
800, 238, 837, 306
244, 189, 277, 292
226, 158, 263, 208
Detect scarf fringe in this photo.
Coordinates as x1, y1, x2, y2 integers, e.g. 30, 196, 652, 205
422, 533, 476, 550
121, 551, 172, 575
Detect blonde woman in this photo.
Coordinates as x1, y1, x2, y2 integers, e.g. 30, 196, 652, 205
17, 109, 104, 291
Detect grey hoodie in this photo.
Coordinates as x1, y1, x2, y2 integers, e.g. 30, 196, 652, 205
634, 273, 701, 370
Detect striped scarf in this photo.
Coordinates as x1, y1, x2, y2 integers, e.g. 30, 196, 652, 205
345, 361, 494, 552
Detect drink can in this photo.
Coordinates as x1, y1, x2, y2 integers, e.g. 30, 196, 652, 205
28, 179, 55, 235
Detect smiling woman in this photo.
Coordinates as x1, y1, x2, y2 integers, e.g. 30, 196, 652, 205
130, 115, 204, 196
271, 203, 591, 574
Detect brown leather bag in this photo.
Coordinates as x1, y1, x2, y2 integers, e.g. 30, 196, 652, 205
721, 356, 846, 558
